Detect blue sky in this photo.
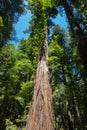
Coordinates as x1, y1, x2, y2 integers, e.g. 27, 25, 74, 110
14, 11, 32, 41
14, 10, 68, 43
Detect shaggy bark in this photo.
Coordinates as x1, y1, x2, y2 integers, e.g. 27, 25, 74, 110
26, 30, 55, 130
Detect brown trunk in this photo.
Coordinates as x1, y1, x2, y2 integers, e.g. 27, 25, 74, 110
63, 0, 83, 38
26, 29, 55, 130
66, 100, 74, 130
61, 65, 74, 130
73, 93, 83, 129
63, 0, 87, 73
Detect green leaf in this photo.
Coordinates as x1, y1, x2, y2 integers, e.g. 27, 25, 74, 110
0, 16, 3, 26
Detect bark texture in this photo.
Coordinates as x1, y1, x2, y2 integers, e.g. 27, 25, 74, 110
26, 30, 55, 130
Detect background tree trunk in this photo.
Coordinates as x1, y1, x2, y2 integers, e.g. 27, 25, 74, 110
66, 99, 74, 130
63, 0, 87, 73
26, 29, 55, 130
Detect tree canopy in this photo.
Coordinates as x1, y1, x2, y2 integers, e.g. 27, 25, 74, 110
0, 0, 87, 130
0, 0, 25, 47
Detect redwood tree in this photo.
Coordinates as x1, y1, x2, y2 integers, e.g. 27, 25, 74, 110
26, 0, 56, 130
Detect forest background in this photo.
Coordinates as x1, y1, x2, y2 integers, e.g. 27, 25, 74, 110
0, 0, 87, 130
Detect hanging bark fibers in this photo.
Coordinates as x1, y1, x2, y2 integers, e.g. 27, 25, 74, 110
26, 59, 54, 130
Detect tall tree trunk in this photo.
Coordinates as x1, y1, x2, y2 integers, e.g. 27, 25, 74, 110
26, 29, 55, 130
73, 95, 82, 129
61, 65, 74, 130
66, 99, 74, 130
63, 0, 87, 73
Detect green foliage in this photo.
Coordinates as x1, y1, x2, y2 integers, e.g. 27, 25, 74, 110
0, 44, 16, 95
0, 16, 3, 27
0, 42, 35, 129
48, 24, 87, 129
49, 35, 64, 55
53, 85, 67, 130
48, 35, 65, 69
14, 58, 33, 79
48, 26, 68, 129
0, 0, 87, 130
28, 0, 54, 11
5, 119, 17, 130
18, 38, 39, 67
19, 81, 33, 103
